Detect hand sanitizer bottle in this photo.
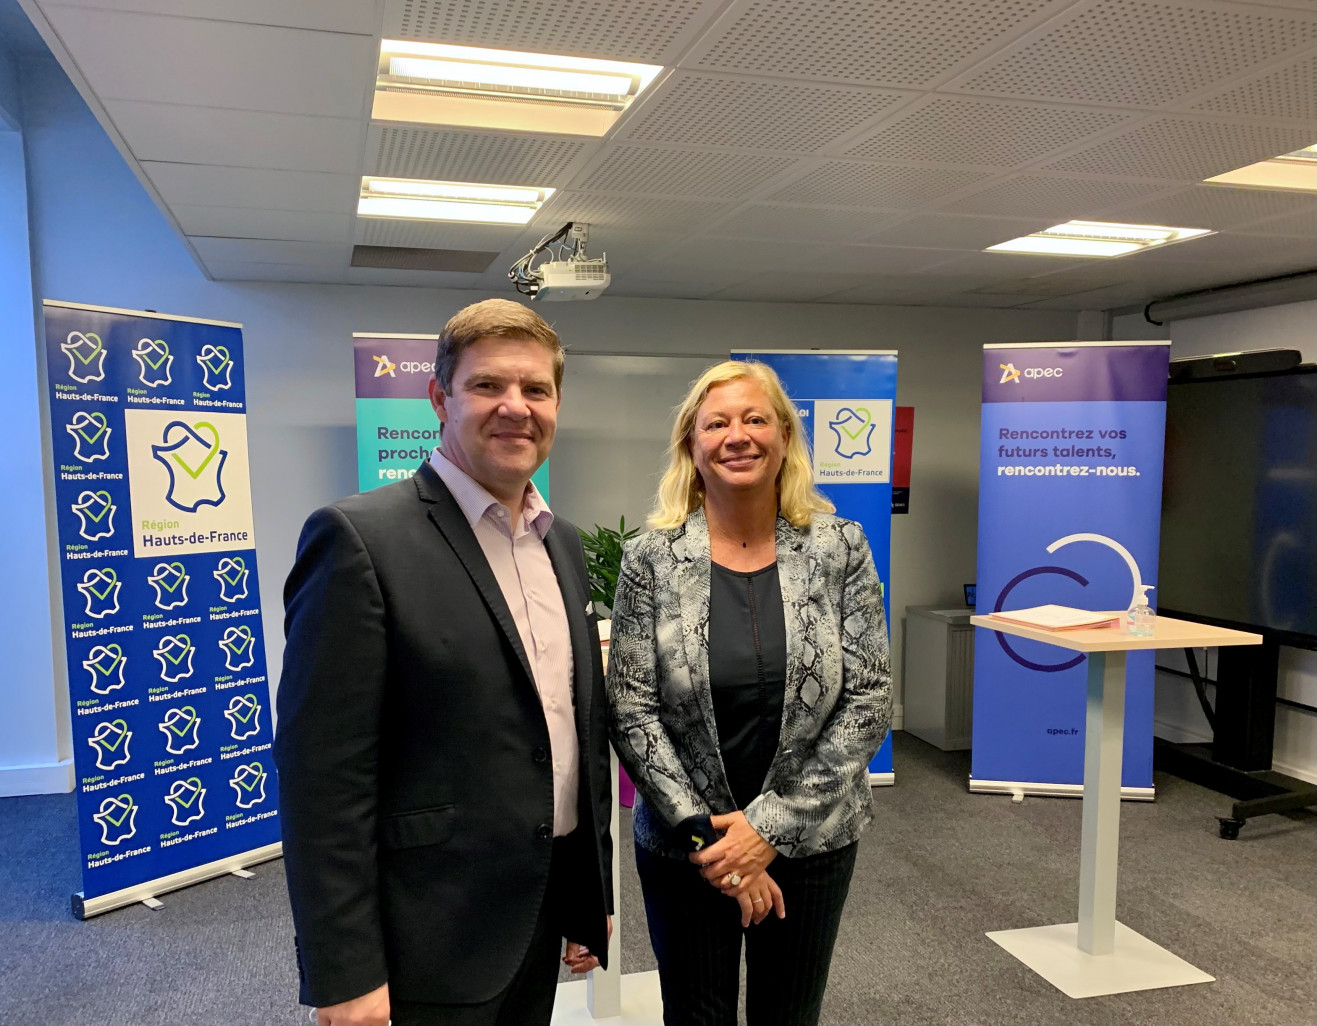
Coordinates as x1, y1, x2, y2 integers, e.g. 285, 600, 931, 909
1126, 584, 1155, 637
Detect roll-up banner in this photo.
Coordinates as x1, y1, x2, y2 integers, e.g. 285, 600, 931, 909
732, 351, 898, 785
42, 300, 281, 918
353, 334, 548, 496
971, 341, 1171, 797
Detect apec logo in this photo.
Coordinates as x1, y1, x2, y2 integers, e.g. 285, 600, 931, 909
1000, 363, 1063, 384
398, 360, 433, 375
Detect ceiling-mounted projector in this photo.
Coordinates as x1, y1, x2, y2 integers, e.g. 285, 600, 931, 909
508, 222, 610, 301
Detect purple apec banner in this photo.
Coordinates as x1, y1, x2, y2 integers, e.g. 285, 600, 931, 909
971, 342, 1171, 796
353, 334, 549, 496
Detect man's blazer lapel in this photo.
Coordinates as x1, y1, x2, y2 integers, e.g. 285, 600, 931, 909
542, 522, 592, 730
413, 463, 536, 688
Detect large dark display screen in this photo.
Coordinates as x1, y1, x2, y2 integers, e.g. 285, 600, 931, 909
1164, 366, 1317, 642
1158, 367, 1317, 644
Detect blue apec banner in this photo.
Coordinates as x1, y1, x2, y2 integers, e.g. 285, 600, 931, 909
971, 342, 1171, 793
43, 300, 280, 907
733, 350, 898, 783
353, 335, 548, 496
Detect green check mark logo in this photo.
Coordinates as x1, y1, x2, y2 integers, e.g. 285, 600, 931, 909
71, 333, 104, 365
75, 412, 109, 445
174, 778, 203, 808
82, 492, 114, 523
219, 557, 245, 584
236, 764, 264, 791
86, 569, 118, 600
99, 720, 130, 752
226, 627, 253, 655
166, 706, 198, 736
154, 562, 187, 593
201, 346, 231, 373
230, 696, 258, 723
91, 644, 124, 676
137, 339, 169, 369
170, 422, 220, 480
838, 407, 872, 441
103, 795, 135, 827
160, 635, 192, 666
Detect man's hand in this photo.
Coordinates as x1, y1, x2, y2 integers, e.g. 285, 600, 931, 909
562, 916, 613, 974
317, 982, 389, 1026
689, 811, 777, 889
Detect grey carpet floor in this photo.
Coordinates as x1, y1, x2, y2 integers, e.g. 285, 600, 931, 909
1, 732, 1313, 1026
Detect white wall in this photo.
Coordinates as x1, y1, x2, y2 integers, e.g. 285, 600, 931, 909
1114, 300, 1316, 782
13, 53, 1080, 790
0, 43, 68, 796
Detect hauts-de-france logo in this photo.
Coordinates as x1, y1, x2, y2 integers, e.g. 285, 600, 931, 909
66, 411, 113, 463
196, 345, 234, 390
373, 354, 397, 378
77, 568, 121, 619
230, 762, 268, 809
132, 338, 173, 387
828, 406, 876, 459
147, 561, 190, 610
61, 331, 106, 384
165, 777, 206, 827
87, 719, 132, 771
152, 420, 228, 512
213, 556, 249, 602
92, 793, 138, 846
71, 490, 116, 542
83, 642, 127, 694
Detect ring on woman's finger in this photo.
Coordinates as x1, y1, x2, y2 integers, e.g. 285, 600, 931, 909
727, 872, 741, 887
752, 898, 764, 905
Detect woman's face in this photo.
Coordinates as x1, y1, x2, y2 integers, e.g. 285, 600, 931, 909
690, 378, 789, 502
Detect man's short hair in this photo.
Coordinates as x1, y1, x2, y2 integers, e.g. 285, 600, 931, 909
434, 299, 564, 394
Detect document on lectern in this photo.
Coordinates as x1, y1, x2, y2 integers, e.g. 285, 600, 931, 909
988, 605, 1120, 631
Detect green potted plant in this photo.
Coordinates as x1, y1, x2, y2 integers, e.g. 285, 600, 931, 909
578, 516, 639, 617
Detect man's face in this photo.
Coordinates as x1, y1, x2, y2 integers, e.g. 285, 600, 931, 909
428, 336, 560, 502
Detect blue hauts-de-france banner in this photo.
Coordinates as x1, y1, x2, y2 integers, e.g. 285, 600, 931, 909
972, 341, 1171, 796
43, 300, 281, 914
732, 350, 898, 784
353, 334, 548, 496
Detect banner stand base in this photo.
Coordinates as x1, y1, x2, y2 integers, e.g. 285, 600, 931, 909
72, 842, 281, 919
869, 772, 895, 787
969, 779, 1154, 801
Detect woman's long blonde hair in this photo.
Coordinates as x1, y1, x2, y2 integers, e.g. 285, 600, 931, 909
649, 360, 835, 530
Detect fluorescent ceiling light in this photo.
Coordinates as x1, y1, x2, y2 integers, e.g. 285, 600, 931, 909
358, 178, 554, 225
1204, 145, 1317, 193
374, 41, 663, 137
987, 220, 1213, 258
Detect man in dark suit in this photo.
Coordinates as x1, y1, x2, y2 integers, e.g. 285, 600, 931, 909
275, 299, 612, 1026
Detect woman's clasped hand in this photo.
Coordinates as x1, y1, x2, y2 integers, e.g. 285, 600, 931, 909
689, 811, 786, 926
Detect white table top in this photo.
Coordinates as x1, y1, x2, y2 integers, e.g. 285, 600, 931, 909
969, 613, 1262, 653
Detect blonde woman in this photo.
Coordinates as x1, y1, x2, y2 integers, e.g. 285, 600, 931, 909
607, 360, 891, 1026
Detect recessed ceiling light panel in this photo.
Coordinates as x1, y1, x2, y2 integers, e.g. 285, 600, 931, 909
358, 177, 554, 225
987, 220, 1213, 258
1204, 144, 1317, 193
374, 41, 663, 137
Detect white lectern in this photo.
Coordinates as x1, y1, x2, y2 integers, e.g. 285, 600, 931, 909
970, 613, 1261, 998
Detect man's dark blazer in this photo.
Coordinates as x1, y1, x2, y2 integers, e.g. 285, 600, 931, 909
274, 461, 612, 1008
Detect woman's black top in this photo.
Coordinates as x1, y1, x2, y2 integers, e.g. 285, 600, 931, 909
708, 560, 787, 811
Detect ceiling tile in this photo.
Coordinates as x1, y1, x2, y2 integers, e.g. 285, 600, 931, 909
1155, 231, 1317, 265
620, 72, 910, 153
864, 213, 1055, 250
605, 278, 730, 299
1101, 184, 1317, 232
344, 266, 484, 289
956, 0, 1316, 107
769, 162, 993, 208
142, 163, 359, 213
690, 0, 1065, 88
1190, 54, 1317, 122
202, 260, 350, 284
106, 100, 362, 172
369, 125, 591, 185
539, 192, 731, 232
189, 237, 350, 267
710, 204, 904, 243
383, 0, 723, 64
172, 204, 351, 243
1042, 118, 1316, 181
939, 175, 1177, 217
919, 251, 1108, 281
706, 272, 879, 303
354, 219, 529, 252
629, 236, 806, 282
578, 146, 799, 199
1235, 209, 1317, 236
789, 244, 954, 277
44, 7, 375, 118
43, 0, 380, 34
842, 97, 1133, 168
